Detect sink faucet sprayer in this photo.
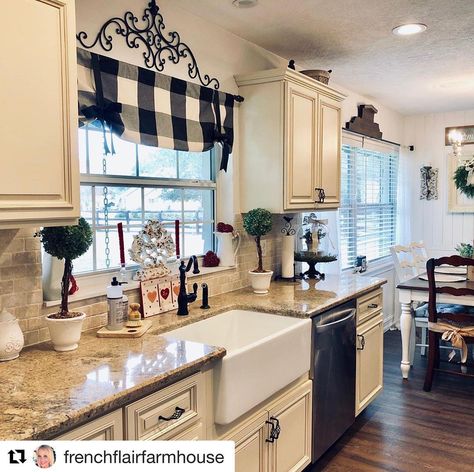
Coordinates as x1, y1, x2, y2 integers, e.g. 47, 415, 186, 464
177, 256, 199, 316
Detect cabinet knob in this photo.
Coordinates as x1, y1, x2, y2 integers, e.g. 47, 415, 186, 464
159, 406, 185, 421
265, 416, 281, 443
357, 334, 365, 350
368, 303, 379, 309
315, 188, 326, 203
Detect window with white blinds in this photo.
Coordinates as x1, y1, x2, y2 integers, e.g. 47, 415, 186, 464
339, 132, 399, 269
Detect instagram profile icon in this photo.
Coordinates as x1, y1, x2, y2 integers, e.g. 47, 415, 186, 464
34, 445, 56, 468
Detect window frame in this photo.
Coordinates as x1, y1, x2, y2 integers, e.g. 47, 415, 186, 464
77, 125, 217, 276
339, 131, 400, 270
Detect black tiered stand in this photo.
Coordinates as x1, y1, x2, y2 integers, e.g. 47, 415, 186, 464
294, 252, 337, 280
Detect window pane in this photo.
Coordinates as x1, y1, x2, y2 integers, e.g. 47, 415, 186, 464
144, 188, 182, 222
339, 138, 398, 269
88, 129, 137, 176
138, 146, 177, 178
183, 189, 214, 256
77, 128, 215, 273
183, 223, 214, 257
178, 151, 212, 180
80, 186, 93, 217
183, 188, 214, 222
95, 186, 143, 227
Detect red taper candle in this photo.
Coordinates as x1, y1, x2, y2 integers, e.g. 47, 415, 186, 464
117, 222, 125, 265
175, 219, 180, 257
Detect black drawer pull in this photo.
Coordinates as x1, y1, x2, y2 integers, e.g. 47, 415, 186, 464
159, 406, 185, 421
368, 303, 378, 309
315, 188, 326, 203
357, 334, 365, 351
266, 416, 281, 443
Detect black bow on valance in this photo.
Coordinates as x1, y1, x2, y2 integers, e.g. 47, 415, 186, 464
77, 48, 235, 171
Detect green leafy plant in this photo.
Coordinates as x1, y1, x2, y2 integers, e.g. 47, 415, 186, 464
453, 161, 474, 198
455, 242, 474, 258
243, 208, 273, 272
36, 218, 93, 317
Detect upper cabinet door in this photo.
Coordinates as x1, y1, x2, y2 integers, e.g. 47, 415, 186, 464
0, 0, 79, 229
284, 82, 318, 210
235, 69, 345, 213
316, 95, 342, 209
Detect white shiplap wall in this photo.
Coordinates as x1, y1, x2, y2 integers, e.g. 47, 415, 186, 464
404, 109, 474, 258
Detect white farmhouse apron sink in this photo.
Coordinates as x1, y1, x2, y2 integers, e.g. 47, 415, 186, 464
164, 310, 311, 425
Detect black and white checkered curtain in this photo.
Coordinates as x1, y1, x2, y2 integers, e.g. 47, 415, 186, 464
77, 48, 235, 171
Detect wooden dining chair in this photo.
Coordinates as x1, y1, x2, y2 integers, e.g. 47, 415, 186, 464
423, 255, 474, 392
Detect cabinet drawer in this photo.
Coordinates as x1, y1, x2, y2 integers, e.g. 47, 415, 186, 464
357, 289, 383, 325
126, 373, 203, 440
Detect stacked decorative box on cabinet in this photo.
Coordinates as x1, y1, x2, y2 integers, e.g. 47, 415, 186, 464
235, 68, 346, 213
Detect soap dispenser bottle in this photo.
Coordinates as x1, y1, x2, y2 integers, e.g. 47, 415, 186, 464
106, 277, 124, 331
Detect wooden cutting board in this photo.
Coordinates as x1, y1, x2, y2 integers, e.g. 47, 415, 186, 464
96, 320, 152, 338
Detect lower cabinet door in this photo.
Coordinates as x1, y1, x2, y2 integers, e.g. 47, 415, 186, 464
268, 381, 312, 472
228, 412, 268, 472
55, 409, 123, 440
356, 312, 384, 415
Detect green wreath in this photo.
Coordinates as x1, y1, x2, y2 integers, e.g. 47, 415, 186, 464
453, 164, 474, 198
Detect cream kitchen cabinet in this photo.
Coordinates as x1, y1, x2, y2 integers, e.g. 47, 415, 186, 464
356, 290, 384, 416
225, 379, 312, 472
55, 409, 123, 440
54, 373, 205, 441
125, 372, 205, 440
235, 68, 345, 213
0, 0, 80, 229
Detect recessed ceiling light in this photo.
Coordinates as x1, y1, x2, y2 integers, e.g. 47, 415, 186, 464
232, 0, 258, 8
392, 23, 427, 36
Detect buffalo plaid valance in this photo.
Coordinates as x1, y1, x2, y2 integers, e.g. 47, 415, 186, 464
77, 48, 235, 171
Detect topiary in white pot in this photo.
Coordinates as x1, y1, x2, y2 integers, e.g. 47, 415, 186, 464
36, 218, 93, 351
243, 208, 273, 294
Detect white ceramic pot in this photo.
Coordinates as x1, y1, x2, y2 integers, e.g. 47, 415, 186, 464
249, 270, 273, 294
0, 308, 24, 361
216, 232, 241, 267
45, 312, 86, 352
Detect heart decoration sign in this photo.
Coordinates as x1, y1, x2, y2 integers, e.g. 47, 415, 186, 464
140, 275, 178, 317
147, 290, 157, 303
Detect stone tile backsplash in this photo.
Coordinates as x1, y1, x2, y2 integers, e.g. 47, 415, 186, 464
0, 214, 285, 347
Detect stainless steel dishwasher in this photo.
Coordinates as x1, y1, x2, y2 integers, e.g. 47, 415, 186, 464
311, 301, 356, 462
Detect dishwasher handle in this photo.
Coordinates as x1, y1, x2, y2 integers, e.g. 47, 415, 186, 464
314, 309, 355, 333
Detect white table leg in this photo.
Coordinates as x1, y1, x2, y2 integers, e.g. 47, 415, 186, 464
409, 316, 416, 366
400, 302, 412, 379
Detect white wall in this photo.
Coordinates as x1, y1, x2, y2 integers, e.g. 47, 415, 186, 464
404, 109, 474, 258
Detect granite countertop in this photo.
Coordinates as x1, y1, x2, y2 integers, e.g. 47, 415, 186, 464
0, 273, 385, 441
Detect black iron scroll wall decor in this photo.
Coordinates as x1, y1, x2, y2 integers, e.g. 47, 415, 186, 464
77, 0, 244, 102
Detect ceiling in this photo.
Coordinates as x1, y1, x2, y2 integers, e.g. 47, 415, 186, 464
176, 0, 474, 115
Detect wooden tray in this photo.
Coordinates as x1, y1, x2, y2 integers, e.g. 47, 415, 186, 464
96, 320, 152, 338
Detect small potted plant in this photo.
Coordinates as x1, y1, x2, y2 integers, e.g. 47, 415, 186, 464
455, 242, 474, 280
36, 218, 93, 351
243, 208, 273, 293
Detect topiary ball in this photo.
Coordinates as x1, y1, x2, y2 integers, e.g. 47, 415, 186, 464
36, 217, 93, 261
243, 208, 273, 237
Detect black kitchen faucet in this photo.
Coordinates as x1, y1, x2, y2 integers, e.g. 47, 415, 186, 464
177, 256, 199, 316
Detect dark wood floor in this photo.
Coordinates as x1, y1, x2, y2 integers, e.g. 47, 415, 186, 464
307, 331, 474, 472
